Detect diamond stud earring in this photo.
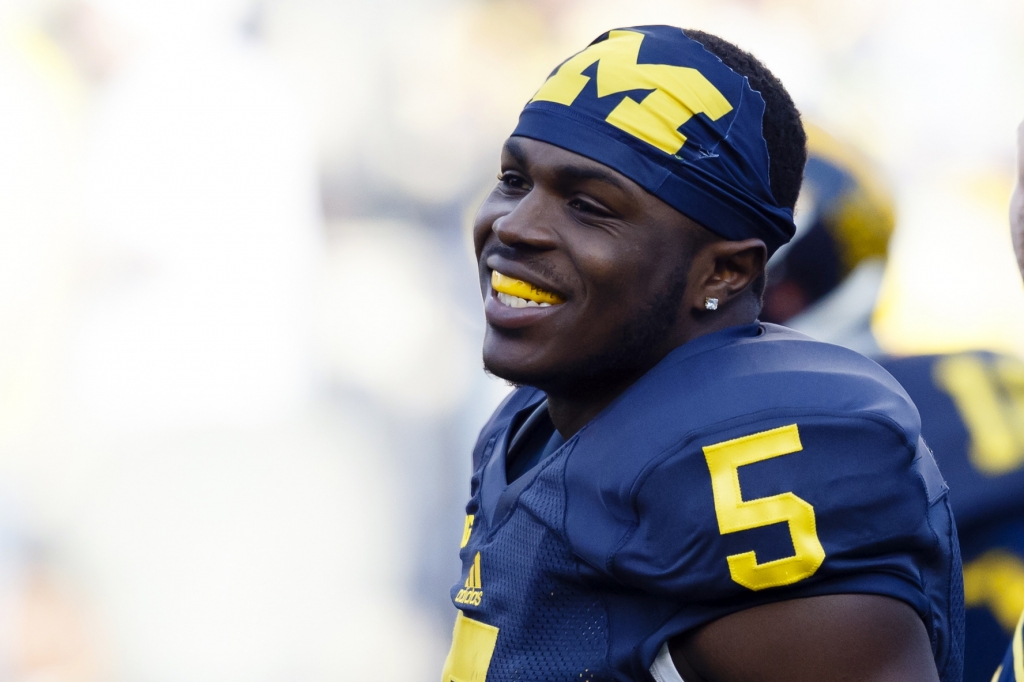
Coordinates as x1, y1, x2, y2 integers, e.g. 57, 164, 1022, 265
704, 297, 719, 311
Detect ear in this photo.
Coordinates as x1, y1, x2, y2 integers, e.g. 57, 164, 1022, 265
690, 238, 767, 312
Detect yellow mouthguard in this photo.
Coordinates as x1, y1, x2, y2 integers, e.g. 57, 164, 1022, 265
491, 270, 564, 305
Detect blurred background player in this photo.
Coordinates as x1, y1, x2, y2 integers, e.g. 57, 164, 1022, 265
990, 116, 1024, 682
762, 124, 1024, 682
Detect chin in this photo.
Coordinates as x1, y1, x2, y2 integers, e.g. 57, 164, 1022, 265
482, 348, 547, 390
482, 333, 578, 394
482, 345, 644, 399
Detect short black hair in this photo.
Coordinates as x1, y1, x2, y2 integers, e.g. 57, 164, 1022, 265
683, 29, 806, 211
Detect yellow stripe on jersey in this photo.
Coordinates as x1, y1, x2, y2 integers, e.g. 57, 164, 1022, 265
1014, 607, 1024, 681
441, 611, 499, 682
465, 552, 483, 590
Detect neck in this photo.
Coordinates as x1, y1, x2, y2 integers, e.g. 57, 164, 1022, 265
545, 373, 643, 440
545, 309, 756, 438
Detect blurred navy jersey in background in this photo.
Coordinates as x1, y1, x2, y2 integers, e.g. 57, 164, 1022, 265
880, 353, 1024, 682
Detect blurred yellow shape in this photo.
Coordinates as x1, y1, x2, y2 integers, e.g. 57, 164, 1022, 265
963, 550, 1024, 633
933, 354, 1024, 476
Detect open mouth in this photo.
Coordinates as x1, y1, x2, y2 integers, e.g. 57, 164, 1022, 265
491, 270, 564, 308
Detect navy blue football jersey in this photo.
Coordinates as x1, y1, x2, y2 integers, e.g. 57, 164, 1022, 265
443, 323, 964, 682
879, 353, 1024, 682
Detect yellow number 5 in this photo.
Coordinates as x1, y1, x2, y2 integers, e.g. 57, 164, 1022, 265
703, 424, 826, 591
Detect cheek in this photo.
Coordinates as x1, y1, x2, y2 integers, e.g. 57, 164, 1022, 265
472, 191, 508, 258
572, 236, 636, 286
572, 236, 681, 310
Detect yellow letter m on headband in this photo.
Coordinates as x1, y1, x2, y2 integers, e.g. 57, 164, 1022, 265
513, 25, 797, 255
531, 30, 734, 155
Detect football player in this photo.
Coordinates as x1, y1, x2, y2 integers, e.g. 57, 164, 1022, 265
988, 116, 1024, 682
443, 26, 963, 682
761, 125, 1024, 682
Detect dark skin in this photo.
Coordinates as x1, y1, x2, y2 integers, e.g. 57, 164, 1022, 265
475, 136, 764, 437
473, 136, 940, 682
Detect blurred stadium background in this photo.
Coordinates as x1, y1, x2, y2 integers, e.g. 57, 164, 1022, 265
0, 0, 1021, 680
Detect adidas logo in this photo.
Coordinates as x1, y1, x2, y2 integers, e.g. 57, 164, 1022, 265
454, 552, 483, 606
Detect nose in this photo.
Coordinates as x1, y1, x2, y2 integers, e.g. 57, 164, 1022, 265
492, 190, 559, 251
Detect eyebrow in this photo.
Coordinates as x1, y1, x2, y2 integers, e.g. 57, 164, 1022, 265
502, 139, 630, 193
549, 165, 629, 193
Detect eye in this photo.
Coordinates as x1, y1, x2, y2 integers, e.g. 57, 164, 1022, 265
568, 197, 608, 216
497, 172, 529, 192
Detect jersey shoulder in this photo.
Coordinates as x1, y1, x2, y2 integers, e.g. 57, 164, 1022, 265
562, 324, 937, 575
566, 323, 922, 496
710, 322, 918, 424
560, 326, 961, 678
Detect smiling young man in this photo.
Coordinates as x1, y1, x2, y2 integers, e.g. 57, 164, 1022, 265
443, 26, 963, 682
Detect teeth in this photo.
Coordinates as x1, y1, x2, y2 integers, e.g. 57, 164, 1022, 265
496, 291, 548, 309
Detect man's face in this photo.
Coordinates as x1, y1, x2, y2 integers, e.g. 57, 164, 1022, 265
473, 136, 706, 394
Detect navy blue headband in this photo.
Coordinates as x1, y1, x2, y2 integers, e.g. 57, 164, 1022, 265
511, 25, 797, 255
